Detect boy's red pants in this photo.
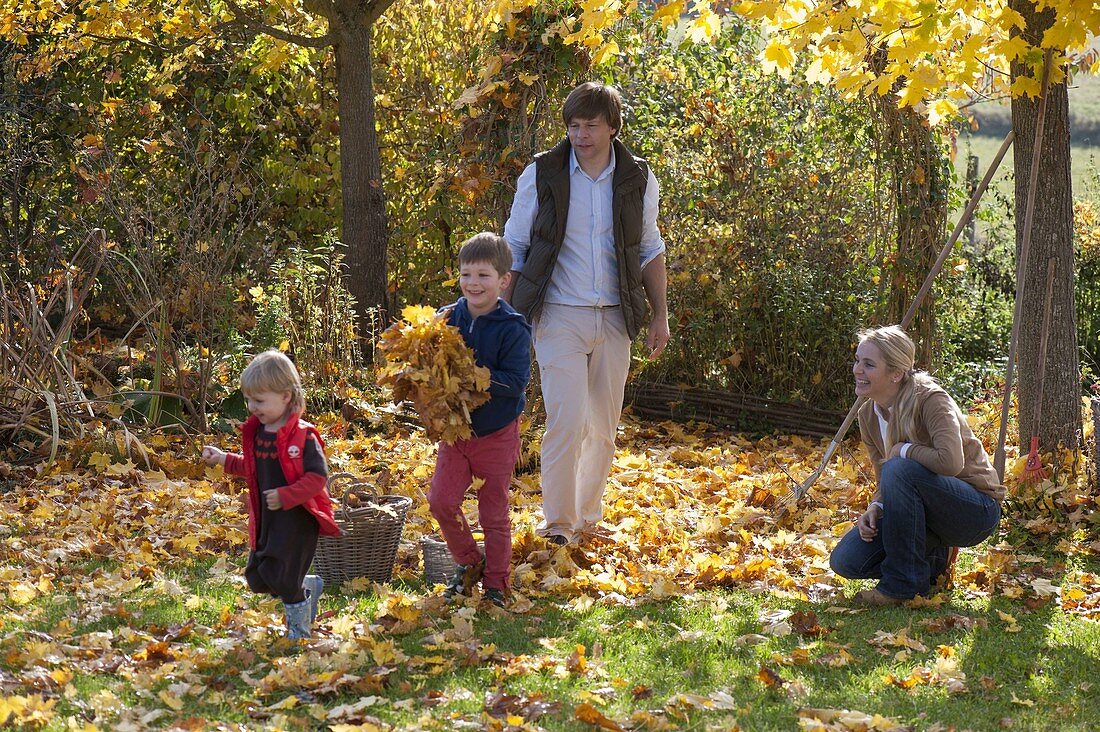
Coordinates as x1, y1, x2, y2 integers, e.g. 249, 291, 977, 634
428, 419, 520, 591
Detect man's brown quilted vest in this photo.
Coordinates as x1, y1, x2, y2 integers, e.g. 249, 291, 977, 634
510, 137, 650, 339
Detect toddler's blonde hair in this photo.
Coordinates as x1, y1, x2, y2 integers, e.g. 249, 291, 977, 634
240, 350, 306, 415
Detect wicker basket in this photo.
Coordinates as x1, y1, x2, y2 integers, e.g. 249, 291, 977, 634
420, 535, 484, 586
312, 473, 412, 584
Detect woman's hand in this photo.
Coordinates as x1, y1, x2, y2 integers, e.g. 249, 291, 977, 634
888, 443, 904, 459
857, 502, 883, 542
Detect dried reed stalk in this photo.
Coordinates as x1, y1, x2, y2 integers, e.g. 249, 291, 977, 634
0, 230, 106, 462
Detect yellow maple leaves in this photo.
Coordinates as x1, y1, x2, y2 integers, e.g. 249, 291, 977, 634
377, 305, 491, 443
724, 0, 1100, 123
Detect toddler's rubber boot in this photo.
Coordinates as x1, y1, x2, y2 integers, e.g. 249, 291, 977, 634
284, 599, 312, 639
304, 574, 324, 624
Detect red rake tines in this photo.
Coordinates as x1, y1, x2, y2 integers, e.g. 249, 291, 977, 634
1022, 436, 1049, 484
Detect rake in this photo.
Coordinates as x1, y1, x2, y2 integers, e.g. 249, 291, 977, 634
994, 49, 1055, 480
780, 128, 1017, 508
1021, 257, 1056, 484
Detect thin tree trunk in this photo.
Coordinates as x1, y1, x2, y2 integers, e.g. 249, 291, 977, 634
867, 51, 949, 368
1010, 0, 1080, 451
335, 21, 389, 342
875, 103, 948, 368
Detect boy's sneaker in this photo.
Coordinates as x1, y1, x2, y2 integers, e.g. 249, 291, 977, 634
443, 559, 484, 600
483, 588, 507, 608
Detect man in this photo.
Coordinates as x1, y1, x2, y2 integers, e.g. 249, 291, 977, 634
504, 81, 671, 545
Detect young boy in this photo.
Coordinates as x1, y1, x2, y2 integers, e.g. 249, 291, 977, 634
201, 350, 340, 638
429, 232, 532, 608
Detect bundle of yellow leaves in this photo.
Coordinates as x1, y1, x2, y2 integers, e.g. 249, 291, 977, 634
377, 305, 491, 443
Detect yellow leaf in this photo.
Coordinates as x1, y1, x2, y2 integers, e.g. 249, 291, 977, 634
995, 35, 1032, 62
761, 37, 796, 79
8, 583, 38, 605
593, 40, 619, 65
268, 694, 300, 710
927, 98, 959, 127
687, 8, 721, 43
88, 452, 112, 472
896, 66, 939, 108
1042, 19, 1087, 51
105, 459, 136, 476
654, 1, 685, 30
1010, 74, 1041, 98
399, 304, 437, 324
158, 690, 184, 711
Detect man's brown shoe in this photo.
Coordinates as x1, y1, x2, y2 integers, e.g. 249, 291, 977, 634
852, 588, 906, 607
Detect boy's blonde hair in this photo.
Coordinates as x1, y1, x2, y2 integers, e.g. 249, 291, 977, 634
458, 232, 512, 276
240, 350, 306, 415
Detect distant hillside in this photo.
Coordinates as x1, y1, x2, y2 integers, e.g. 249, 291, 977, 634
970, 74, 1100, 144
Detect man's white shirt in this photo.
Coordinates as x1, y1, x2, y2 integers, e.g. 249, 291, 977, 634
503, 147, 665, 308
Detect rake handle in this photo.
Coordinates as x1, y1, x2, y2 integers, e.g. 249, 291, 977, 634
1032, 257, 1056, 438
789, 129, 1016, 506
791, 396, 865, 502
994, 49, 1054, 479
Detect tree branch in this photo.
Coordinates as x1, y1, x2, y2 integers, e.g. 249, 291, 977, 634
304, 0, 337, 21
79, 33, 167, 52
365, 0, 399, 25
224, 0, 333, 48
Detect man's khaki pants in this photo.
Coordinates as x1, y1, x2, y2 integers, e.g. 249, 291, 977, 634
533, 303, 631, 541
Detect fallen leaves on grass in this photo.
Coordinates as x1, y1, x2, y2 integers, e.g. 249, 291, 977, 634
797, 706, 911, 731
0, 395, 1096, 729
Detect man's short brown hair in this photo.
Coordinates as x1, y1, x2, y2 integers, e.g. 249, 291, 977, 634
458, 232, 512, 276
562, 82, 622, 136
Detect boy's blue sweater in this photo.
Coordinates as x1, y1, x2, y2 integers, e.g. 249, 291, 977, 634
444, 297, 532, 437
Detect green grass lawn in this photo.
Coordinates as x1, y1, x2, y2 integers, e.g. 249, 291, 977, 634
3, 415, 1098, 731
969, 74, 1100, 143
954, 72, 1100, 219
5, 542, 1100, 730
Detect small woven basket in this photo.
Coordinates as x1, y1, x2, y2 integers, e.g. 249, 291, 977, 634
420, 535, 483, 586
312, 472, 412, 584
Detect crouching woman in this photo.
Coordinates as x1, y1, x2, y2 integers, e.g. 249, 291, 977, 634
830, 325, 1005, 606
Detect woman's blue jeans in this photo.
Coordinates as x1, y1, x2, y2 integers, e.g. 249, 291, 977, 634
829, 457, 1001, 599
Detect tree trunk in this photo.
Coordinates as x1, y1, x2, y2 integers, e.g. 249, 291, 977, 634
866, 50, 949, 368
334, 19, 389, 342
873, 99, 948, 368
1010, 0, 1080, 452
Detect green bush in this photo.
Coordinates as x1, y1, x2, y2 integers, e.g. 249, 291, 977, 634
616, 18, 885, 409
237, 235, 364, 409
1075, 197, 1100, 380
